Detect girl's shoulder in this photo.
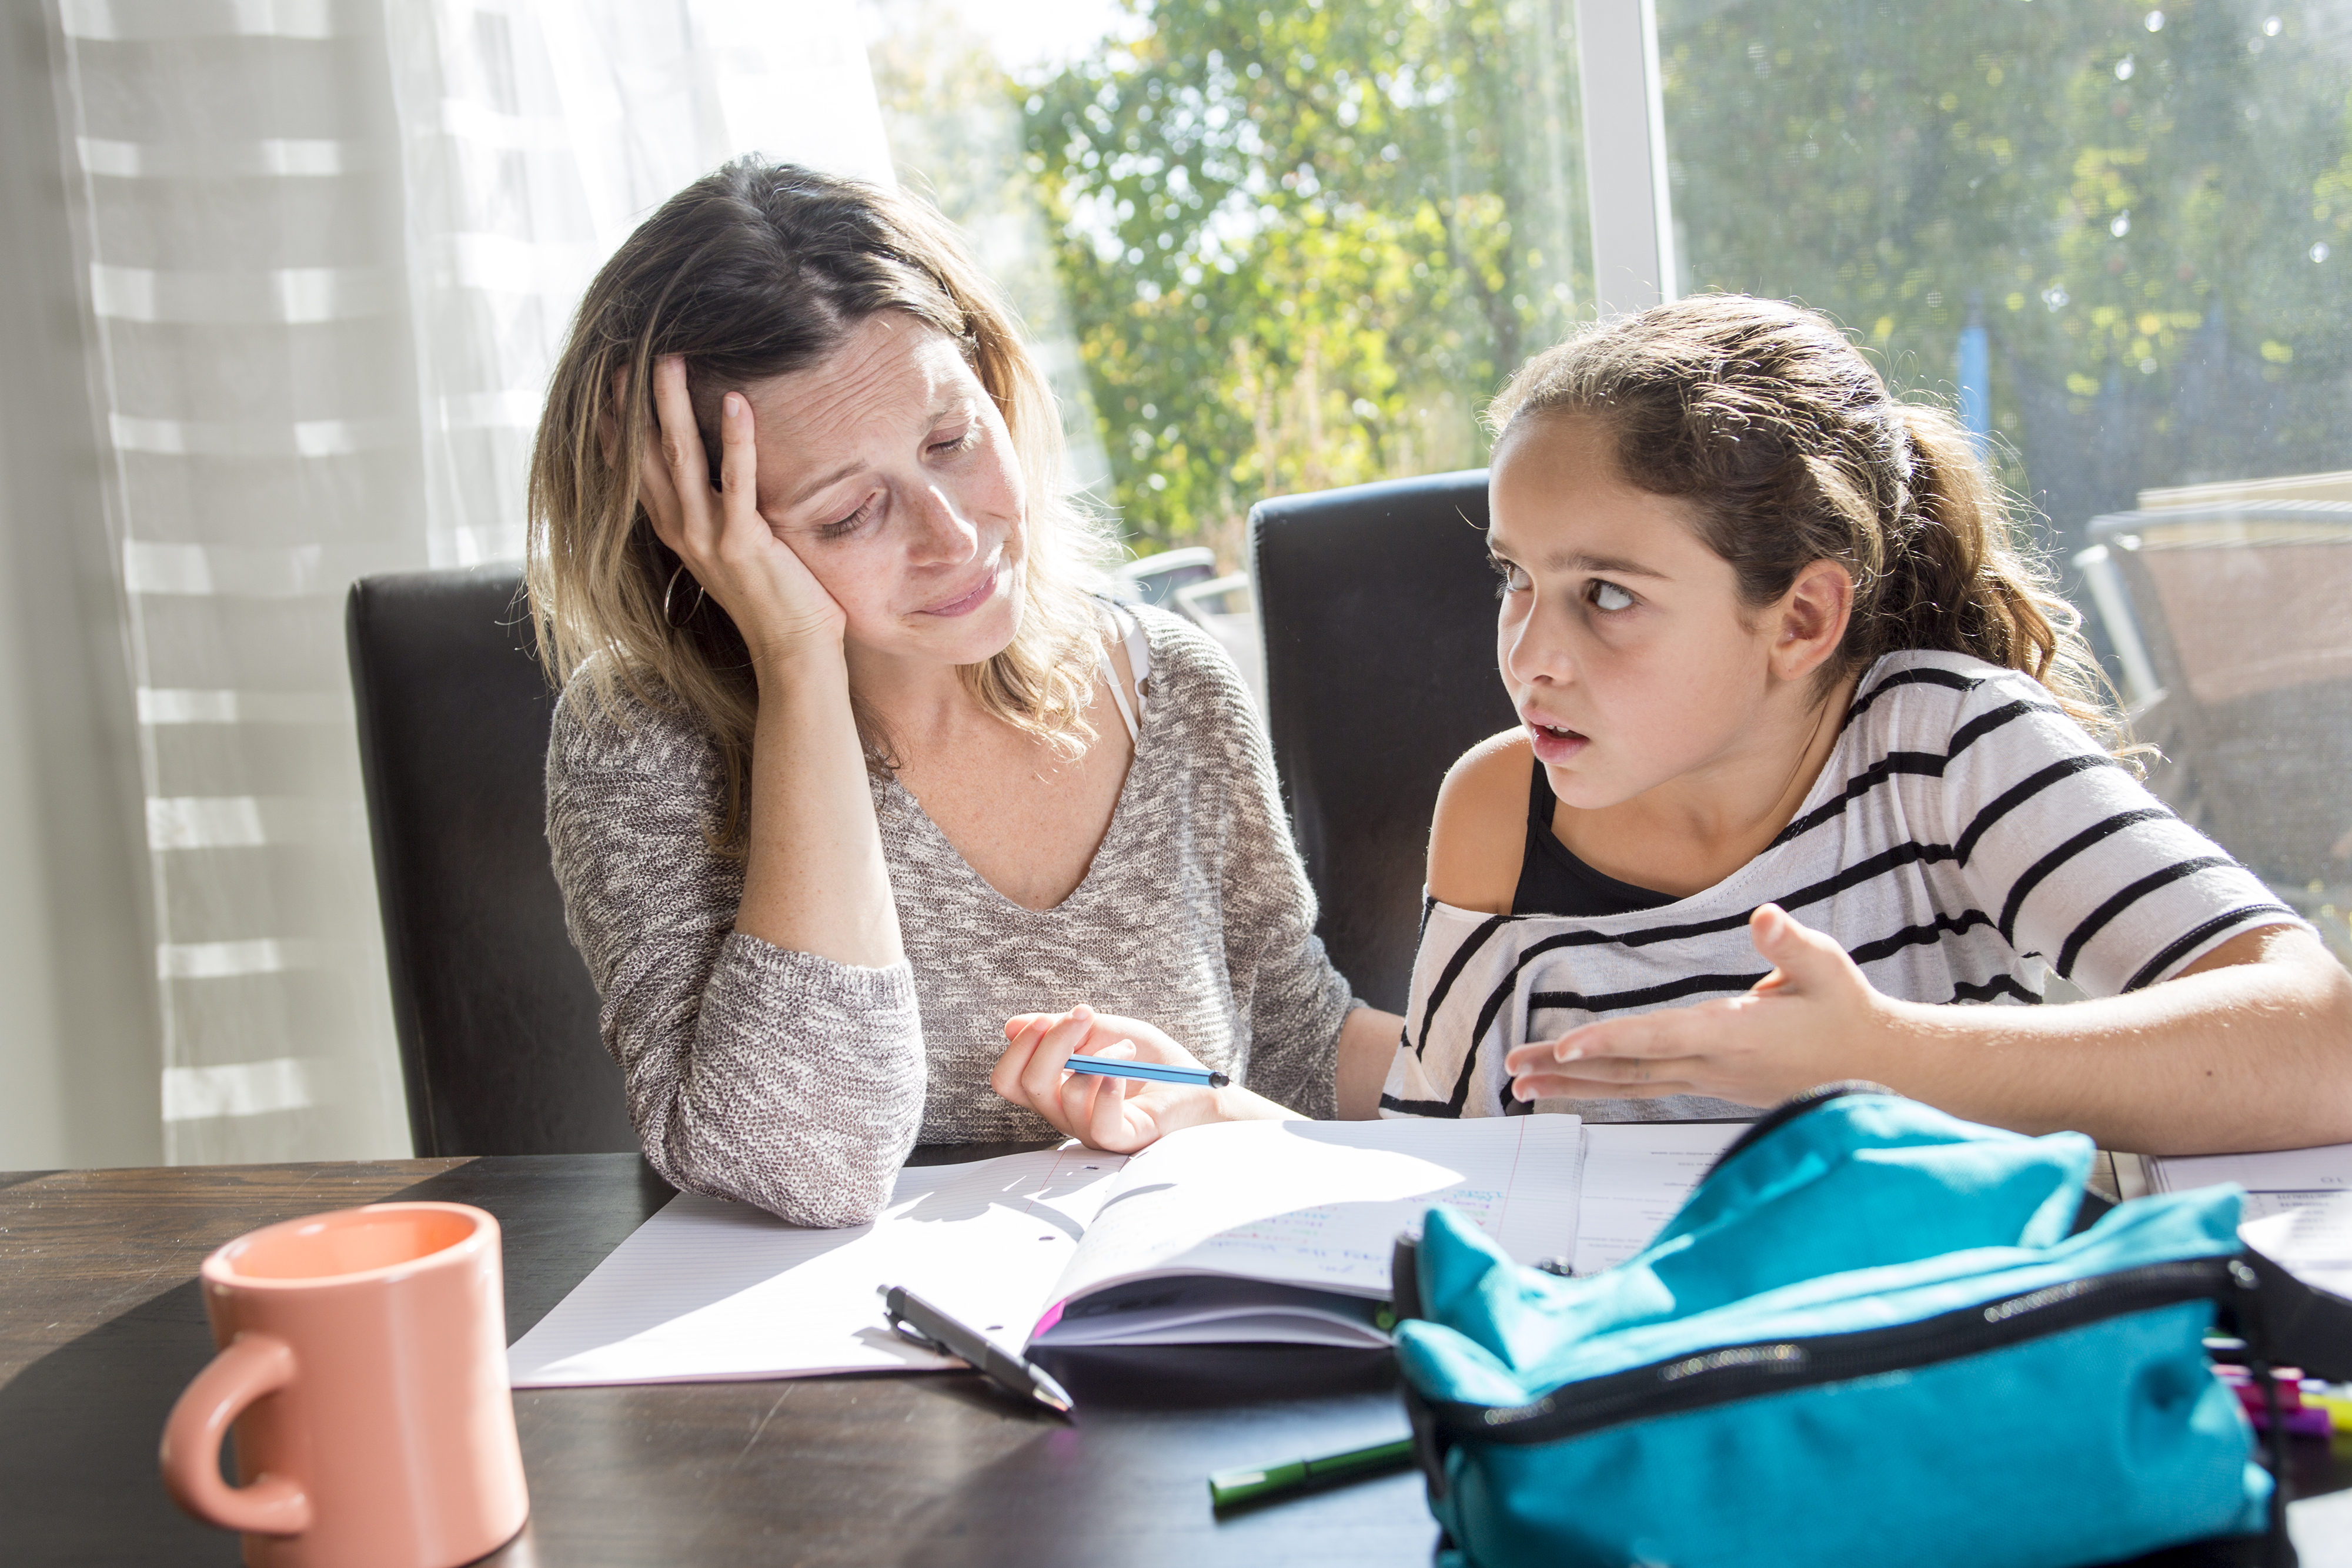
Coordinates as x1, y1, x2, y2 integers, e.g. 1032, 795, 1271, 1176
1426, 728, 1533, 915
1840, 649, 2087, 757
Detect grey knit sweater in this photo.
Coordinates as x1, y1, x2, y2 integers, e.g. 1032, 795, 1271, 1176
545, 605, 1357, 1227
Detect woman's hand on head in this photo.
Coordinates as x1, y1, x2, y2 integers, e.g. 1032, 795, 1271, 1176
639, 355, 847, 671
1503, 904, 1904, 1107
993, 1006, 1289, 1154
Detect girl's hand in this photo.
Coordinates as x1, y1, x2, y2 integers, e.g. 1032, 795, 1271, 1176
993, 1006, 1273, 1154
1504, 905, 1903, 1106
639, 355, 847, 668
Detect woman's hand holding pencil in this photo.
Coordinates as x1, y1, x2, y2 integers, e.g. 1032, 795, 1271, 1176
993, 1005, 1293, 1153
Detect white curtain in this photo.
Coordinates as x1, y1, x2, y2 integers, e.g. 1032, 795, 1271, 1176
46, 0, 892, 1164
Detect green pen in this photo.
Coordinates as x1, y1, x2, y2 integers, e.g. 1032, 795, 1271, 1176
1207, 1435, 1416, 1510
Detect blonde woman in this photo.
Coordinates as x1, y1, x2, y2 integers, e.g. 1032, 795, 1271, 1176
529, 160, 1400, 1226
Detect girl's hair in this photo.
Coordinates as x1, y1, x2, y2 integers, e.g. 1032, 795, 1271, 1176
526, 158, 1115, 848
1486, 293, 2122, 747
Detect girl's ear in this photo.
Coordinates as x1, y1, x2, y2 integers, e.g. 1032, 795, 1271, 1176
1770, 559, 1853, 683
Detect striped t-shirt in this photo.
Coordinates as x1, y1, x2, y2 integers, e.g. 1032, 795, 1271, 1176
1381, 650, 2303, 1123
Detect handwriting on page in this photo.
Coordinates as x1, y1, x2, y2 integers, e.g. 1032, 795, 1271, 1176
1571, 1123, 1746, 1276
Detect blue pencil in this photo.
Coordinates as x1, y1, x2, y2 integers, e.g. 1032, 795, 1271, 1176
1062, 1056, 1231, 1089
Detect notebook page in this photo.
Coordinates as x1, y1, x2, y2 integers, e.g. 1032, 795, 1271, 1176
508, 1145, 1126, 1388
2239, 1191, 2352, 1298
2145, 1142, 2352, 1197
1571, 1122, 1745, 1276
1040, 1116, 1585, 1316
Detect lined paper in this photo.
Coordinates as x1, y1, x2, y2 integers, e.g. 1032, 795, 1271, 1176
1571, 1122, 1745, 1276
2240, 1192, 2352, 1298
2147, 1142, 2352, 1197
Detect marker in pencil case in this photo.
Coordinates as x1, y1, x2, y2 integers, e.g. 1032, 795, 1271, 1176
1063, 1055, 1230, 1089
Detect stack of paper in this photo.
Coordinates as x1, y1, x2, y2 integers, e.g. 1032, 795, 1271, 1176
508, 1115, 1594, 1389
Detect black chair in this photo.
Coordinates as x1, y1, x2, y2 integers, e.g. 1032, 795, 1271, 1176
347, 567, 634, 1157
1252, 470, 1517, 1013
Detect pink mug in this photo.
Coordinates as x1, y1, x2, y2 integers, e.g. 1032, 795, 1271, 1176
160, 1202, 530, 1568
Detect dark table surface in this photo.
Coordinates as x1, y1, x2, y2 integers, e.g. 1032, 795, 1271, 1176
1, 1150, 1432, 1567
4, 1150, 2346, 1567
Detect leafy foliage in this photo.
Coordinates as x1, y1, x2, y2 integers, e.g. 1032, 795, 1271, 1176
1662, 0, 2351, 514
1023, 0, 1586, 553
1014, 0, 2348, 553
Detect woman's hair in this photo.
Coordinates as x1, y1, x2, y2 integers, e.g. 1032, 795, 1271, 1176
1485, 294, 2121, 746
527, 157, 1115, 847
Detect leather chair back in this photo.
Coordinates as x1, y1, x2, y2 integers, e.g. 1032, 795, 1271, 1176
1251, 470, 1517, 1012
347, 568, 633, 1156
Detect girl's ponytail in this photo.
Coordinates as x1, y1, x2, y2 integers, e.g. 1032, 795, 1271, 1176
1488, 295, 2124, 750
1886, 404, 2117, 747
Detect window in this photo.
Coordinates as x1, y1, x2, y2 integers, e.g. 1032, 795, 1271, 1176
873, 0, 2352, 955
1655, 0, 2352, 953
873, 0, 1589, 562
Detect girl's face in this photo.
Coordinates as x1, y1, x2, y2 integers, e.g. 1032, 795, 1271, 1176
744, 313, 1027, 670
1487, 413, 1801, 811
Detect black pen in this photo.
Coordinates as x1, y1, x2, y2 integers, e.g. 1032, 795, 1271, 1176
878, 1284, 1075, 1419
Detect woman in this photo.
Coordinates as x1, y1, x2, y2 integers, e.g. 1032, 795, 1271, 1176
527, 159, 1400, 1226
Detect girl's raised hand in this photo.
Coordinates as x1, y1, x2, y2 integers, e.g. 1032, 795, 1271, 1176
993, 1006, 1278, 1154
639, 355, 847, 668
1503, 904, 1902, 1106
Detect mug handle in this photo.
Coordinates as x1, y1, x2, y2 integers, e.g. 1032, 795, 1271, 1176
159, 1331, 315, 1535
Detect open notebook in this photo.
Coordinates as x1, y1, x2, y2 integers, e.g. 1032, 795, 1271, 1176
508, 1116, 1592, 1388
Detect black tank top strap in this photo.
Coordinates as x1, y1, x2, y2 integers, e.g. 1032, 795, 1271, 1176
1512, 753, 1678, 918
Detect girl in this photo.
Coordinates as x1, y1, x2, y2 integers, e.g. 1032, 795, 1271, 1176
1381, 295, 2352, 1154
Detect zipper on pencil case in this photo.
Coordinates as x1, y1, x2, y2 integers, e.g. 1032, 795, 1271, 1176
1424, 1255, 2241, 1447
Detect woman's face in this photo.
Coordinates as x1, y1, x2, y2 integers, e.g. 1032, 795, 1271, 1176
743, 313, 1027, 670
1486, 413, 1792, 811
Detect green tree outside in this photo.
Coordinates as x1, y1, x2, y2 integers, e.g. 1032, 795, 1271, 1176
1658, 0, 2350, 537
1009, 0, 2347, 558
1021, 0, 1588, 558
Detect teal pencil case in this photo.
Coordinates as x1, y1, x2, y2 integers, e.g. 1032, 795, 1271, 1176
1390, 1085, 2352, 1568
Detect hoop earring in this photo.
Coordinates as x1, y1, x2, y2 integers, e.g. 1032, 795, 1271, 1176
662, 563, 706, 628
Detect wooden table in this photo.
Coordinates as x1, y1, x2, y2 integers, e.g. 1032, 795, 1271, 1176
1, 1151, 1430, 1566
6, 1152, 2345, 1567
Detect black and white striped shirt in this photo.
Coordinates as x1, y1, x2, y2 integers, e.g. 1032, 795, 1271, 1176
1381, 650, 2303, 1122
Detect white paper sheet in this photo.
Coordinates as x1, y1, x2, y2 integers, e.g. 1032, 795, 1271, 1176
1571, 1122, 1746, 1276
2289, 1485, 2352, 1568
508, 1146, 1126, 1388
2239, 1189, 2352, 1298
2146, 1142, 2352, 1196
1044, 1115, 1585, 1312
509, 1117, 1588, 1388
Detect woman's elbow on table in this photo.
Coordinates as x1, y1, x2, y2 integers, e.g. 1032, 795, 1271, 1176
656, 1109, 918, 1229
